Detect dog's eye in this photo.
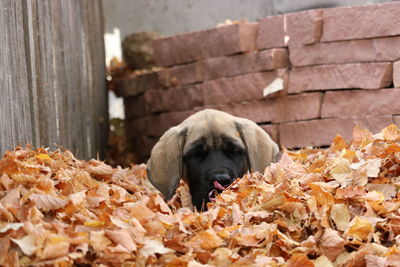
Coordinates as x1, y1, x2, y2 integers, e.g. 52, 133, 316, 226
184, 145, 208, 160
224, 143, 244, 156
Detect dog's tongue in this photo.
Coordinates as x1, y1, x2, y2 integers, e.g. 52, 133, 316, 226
209, 181, 228, 202
213, 180, 226, 191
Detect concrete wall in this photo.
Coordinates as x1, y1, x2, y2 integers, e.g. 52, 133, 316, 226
103, 0, 391, 38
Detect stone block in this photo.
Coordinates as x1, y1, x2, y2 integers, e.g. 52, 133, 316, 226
114, 71, 160, 97
157, 48, 289, 88
216, 92, 322, 124
257, 15, 286, 49
202, 70, 288, 106
288, 62, 393, 93
286, 9, 323, 45
145, 85, 203, 113
124, 94, 148, 119
394, 61, 400, 88
321, 2, 400, 42
321, 88, 400, 118
201, 48, 289, 82
290, 36, 400, 67
153, 22, 258, 67
259, 124, 279, 143
279, 116, 393, 148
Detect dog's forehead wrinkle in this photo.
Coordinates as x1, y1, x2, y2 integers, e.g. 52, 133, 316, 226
183, 113, 241, 152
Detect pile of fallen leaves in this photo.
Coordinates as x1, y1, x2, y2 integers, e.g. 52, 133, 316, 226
2, 125, 400, 266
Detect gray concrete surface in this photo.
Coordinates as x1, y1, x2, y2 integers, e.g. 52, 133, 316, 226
103, 0, 392, 38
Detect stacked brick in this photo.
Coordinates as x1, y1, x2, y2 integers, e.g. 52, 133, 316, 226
115, 2, 400, 162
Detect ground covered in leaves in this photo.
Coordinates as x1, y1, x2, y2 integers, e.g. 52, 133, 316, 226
2, 125, 400, 266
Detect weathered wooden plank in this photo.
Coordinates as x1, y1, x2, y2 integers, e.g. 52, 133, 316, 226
21, 0, 40, 149
0, 0, 107, 159
0, 0, 34, 154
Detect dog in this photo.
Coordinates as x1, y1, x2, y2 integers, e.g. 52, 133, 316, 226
147, 109, 279, 210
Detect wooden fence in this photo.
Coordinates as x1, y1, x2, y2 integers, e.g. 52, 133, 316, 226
0, 0, 108, 159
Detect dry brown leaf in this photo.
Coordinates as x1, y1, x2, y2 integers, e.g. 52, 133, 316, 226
330, 204, 351, 232
11, 235, 37, 256
382, 124, 400, 142
353, 124, 373, 147
320, 228, 345, 261
329, 157, 351, 185
286, 254, 314, 267
346, 216, 373, 241
105, 229, 137, 252
189, 229, 224, 250
2, 123, 400, 265
29, 193, 67, 210
90, 230, 112, 251
140, 238, 174, 258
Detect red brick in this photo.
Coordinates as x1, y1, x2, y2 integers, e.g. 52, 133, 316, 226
125, 117, 150, 139
394, 61, 400, 88
290, 36, 400, 67
279, 116, 393, 148
394, 116, 400, 128
153, 22, 258, 67
131, 135, 158, 160
215, 92, 322, 124
321, 2, 400, 42
286, 9, 323, 46
145, 85, 203, 113
201, 49, 289, 81
257, 15, 286, 49
147, 110, 195, 137
114, 71, 160, 97
157, 49, 289, 88
259, 124, 279, 143
202, 70, 288, 106
288, 62, 393, 93
322, 89, 400, 118
124, 94, 148, 119
158, 62, 202, 88
126, 111, 195, 140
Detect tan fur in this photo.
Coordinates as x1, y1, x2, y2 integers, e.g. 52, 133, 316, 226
147, 109, 279, 199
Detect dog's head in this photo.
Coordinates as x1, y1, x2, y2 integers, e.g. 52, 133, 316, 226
147, 109, 279, 210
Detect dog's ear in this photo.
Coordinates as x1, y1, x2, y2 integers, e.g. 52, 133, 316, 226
147, 126, 187, 200
235, 119, 279, 172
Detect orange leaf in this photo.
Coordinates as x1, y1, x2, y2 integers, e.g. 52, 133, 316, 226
286, 254, 314, 267
331, 135, 348, 152
190, 229, 223, 250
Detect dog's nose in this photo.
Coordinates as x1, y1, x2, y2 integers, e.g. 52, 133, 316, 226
210, 173, 231, 186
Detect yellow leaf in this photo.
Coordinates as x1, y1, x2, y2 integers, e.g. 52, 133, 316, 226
310, 184, 335, 206
84, 220, 106, 227
330, 204, 351, 232
331, 135, 348, 152
346, 216, 373, 241
329, 157, 351, 185
36, 153, 52, 161
191, 229, 223, 250
47, 234, 68, 244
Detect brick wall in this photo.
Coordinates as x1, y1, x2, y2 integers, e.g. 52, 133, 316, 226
115, 2, 400, 162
